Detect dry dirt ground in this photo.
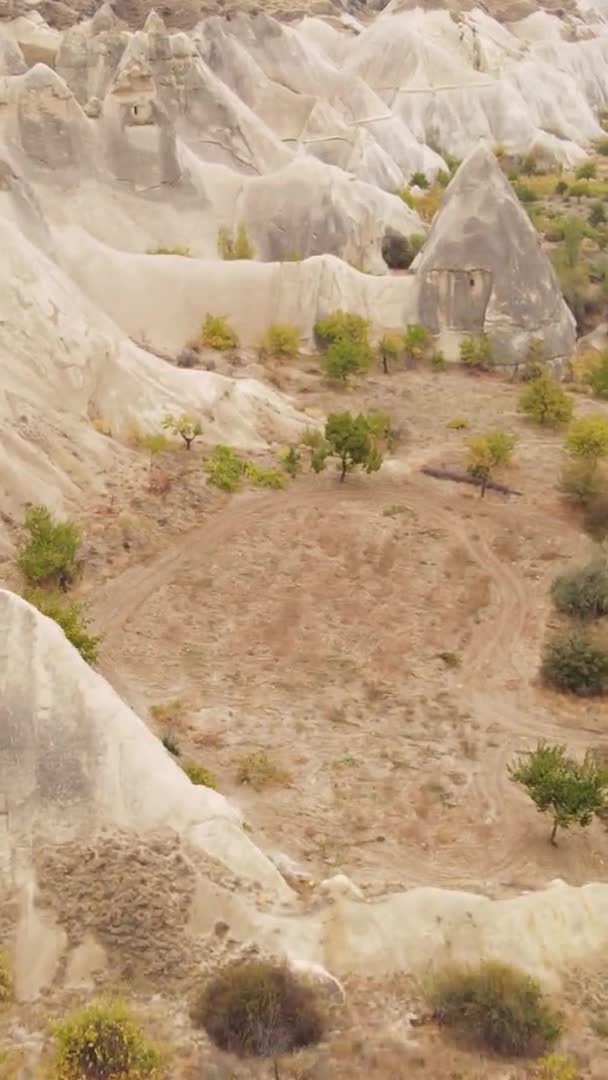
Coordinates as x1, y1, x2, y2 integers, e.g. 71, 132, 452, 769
5, 359, 608, 1077
80, 360, 608, 901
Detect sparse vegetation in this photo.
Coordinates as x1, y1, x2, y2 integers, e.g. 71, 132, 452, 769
466, 431, 516, 496
264, 323, 300, 357
0, 951, 12, 1006
314, 310, 369, 351
203, 446, 286, 493
237, 750, 290, 790
378, 331, 402, 374
446, 416, 469, 430
217, 223, 255, 260
18, 505, 81, 589
459, 334, 494, 371
24, 588, 100, 664
182, 761, 217, 788
551, 552, 608, 618
533, 1054, 578, 1080
311, 412, 383, 482
403, 323, 430, 367
542, 629, 608, 696
590, 351, 608, 399
565, 415, 608, 462
50, 998, 162, 1080
518, 373, 574, 427
200, 313, 239, 351
410, 170, 429, 189
161, 413, 202, 450
191, 960, 323, 1078
509, 740, 608, 844
147, 244, 191, 257
430, 960, 561, 1056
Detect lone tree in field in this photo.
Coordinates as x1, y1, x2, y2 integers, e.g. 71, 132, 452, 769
508, 740, 608, 845
311, 412, 383, 481
162, 412, 202, 450
17, 505, 81, 589
466, 431, 516, 497
191, 960, 324, 1079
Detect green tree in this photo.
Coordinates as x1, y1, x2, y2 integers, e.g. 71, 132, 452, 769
466, 431, 516, 497
17, 505, 81, 589
575, 161, 596, 180
403, 323, 429, 366
321, 338, 370, 382
518, 372, 574, 426
509, 740, 608, 844
161, 412, 202, 450
312, 412, 383, 482
565, 415, 608, 462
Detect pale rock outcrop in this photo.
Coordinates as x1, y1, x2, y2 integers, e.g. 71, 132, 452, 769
1, 12, 60, 66
413, 142, 576, 363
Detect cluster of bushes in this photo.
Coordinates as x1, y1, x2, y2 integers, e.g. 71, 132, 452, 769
542, 544, 608, 697
203, 445, 286, 493
16, 506, 100, 665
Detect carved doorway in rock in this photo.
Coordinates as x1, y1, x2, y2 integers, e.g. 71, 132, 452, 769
419, 268, 492, 332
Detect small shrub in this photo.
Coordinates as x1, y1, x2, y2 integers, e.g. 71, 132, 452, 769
513, 182, 537, 203
147, 244, 191, 256
584, 487, 608, 539
244, 462, 287, 489
595, 136, 608, 156
321, 337, 370, 382
459, 334, 494, 371
149, 698, 185, 725
0, 951, 12, 1005
183, 761, 217, 788
403, 323, 430, 366
200, 313, 239, 351
590, 202, 607, 227
314, 310, 370, 351
446, 416, 469, 430
51, 998, 161, 1080
161, 412, 202, 450
518, 373, 573, 427
217, 224, 255, 260
590, 350, 608, 399
191, 960, 323, 1072
18, 505, 81, 588
555, 180, 569, 196
551, 554, 608, 618
24, 588, 100, 664
410, 170, 429, 189
264, 323, 300, 357
430, 349, 447, 371
575, 162, 596, 180
278, 447, 300, 477
378, 331, 402, 373
565, 415, 608, 462
430, 960, 561, 1056
533, 1054, 578, 1080
382, 229, 424, 269
542, 629, 608, 695
161, 732, 180, 757
204, 445, 245, 492
237, 750, 290, 790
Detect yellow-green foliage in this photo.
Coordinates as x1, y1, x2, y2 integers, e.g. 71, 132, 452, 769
565, 415, 608, 461
518, 372, 574, 427
0, 950, 12, 1005
446, 416, 469, 430
217, 224, 255, 260
24, 589, 101, 665
204, 446, 286, 492
161, 412, 202, 449
200, 313, 239, 351
533, 1055, 578, 1080
147, 245, 191, 257
459, 334, 494, 370
314, 310, 370, 350
378, 331, 403, 367
467, 431, 516, 473
237, 750, 290, 791
400, 183, 443, 222
51, 999, 162, 1080
429, 960, 561, 1057
17, 505, 81, 587
182, 761, 217, 789
403, 323, 430, 364
264, 322, 300, 357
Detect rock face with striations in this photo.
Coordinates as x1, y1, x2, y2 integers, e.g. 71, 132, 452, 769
414, 142, 577, 365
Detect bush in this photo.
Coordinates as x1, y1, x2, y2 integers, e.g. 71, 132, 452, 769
237, 750, 290, 790
321, 337, 370, 382
518, 373, 574, 427
264, 323, 300, 357
533, 1054, 578, 1080
200, 313, 239, 351
17, 505, 81, 588
147, 245, 191, 256
244, 462, 286, 489
575, 162, 596, 180
0, 951, 11, 1005
217, 224, 255, 260
551, 554, 608, 618
313, 310, 369, 351
430, 349, 447, 371
590, 350, 608, 399
204, 445, 245, 491
565, 415, 608, 461
51, 999, 161, 1080
161, 413, 202, 450
381, 230, 424, 269
559, 459, 601, 505
430, 960, 561, 1057
555, 180, 569, 196
446, 416, 469, 430
182, 761, 217, 788
410, 170, 429, 189
595, 136, 608, 156
403, 323, 430, 365
513, 182, 537, 203
459, 334, 494, 370
590, 201, 606, 227
191, 960, 323, 1066
542, 630, 608, 695
378, 330, 402, 373
584, 487, 608, 539
24, 588, 100, 664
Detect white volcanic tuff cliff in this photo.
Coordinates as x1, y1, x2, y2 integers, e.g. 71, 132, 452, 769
4, 587, 608, 1001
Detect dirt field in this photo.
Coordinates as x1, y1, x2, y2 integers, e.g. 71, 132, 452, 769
81, 361, 608, 905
